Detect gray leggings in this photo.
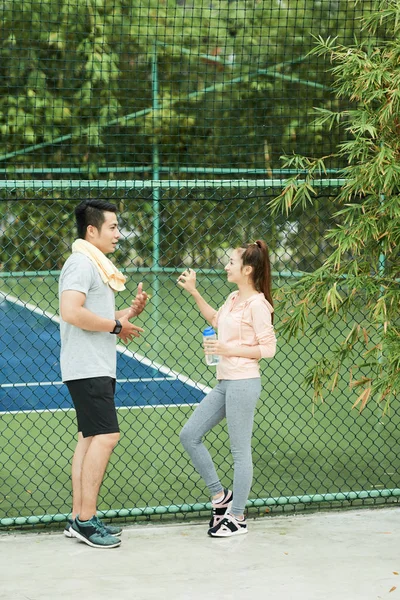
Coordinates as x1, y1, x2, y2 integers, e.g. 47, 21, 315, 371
180, 378, 261, 516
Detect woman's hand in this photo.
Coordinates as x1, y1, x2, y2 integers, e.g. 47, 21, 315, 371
203, 339, 231, 357
177, 268, 197, 294
205, 340, 262, 360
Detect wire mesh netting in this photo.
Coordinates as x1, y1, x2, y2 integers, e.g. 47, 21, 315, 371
1, 1, 399, 528
1, 188, 399, 526
0, 0, 373, 176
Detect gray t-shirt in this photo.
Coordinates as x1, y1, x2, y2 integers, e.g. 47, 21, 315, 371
59, 252, 117, 382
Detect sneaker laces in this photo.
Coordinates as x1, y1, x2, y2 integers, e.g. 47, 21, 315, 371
92, 516, 109, 537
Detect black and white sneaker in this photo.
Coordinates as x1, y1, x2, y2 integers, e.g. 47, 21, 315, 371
209, 489, 233, 529
208, 513, 248, 538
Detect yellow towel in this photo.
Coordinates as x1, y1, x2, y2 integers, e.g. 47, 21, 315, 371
72, 239, 126, 291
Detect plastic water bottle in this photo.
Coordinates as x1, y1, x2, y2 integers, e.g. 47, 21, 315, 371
203, 326, 220, 366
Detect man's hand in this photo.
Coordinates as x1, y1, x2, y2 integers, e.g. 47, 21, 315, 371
128, 282, 148, 318
117, 314, 144, 344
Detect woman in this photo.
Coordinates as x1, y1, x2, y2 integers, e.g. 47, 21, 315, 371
177, 240, 276, 537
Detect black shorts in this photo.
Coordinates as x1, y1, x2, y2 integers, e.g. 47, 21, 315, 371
66, 376, 119, 438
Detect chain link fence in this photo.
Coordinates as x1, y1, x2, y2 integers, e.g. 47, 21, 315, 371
0, 1, 399, 528
1, 187, 399, 528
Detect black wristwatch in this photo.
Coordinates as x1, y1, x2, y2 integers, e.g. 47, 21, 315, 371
110, 319, 122, 335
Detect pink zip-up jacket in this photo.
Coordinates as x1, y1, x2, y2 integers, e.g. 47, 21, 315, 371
212, 291, 276, 380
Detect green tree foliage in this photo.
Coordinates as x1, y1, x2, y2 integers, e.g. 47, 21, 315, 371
0, 0, 368, 172
0, 1, 371, 271
269, 0, 400, 411
0, 196, 74, 271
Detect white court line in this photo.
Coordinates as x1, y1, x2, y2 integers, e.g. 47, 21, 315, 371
0, 291, 212, 394
0, 290, 60, 323
0, 377, 176, 389
0, 403, 197, 416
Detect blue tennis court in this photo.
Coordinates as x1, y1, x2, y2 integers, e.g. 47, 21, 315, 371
0, 294, 208, 413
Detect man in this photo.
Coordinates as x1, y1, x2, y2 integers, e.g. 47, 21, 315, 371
59, 199, 148, 549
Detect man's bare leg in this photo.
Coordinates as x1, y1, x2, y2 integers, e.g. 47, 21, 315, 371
71, 432, 93, 520
79, 432, 120, 521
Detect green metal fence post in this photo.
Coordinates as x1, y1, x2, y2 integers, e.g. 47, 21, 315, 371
151, 43, 161, 338
375, 190, 386, 434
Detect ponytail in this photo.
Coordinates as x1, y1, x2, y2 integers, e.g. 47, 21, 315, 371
240, 240, 274, 323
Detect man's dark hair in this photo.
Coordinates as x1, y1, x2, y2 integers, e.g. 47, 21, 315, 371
75, 200, 117, 239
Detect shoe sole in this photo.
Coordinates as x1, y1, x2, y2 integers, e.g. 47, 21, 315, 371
63, 527, 74, 538
71, 529, 121, 549
64, 525, 122, 538
208, 527, 248, 538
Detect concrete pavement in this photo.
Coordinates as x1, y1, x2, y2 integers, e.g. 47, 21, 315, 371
0, 507, 399, 600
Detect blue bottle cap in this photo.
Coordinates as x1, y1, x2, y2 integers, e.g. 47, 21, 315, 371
203, 326, 216, 337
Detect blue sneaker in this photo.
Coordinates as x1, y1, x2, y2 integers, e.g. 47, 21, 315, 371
70, 516, 121, 549
64, 516, 122, 538
64, 519, 74, 538
93, 515, 122, 537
